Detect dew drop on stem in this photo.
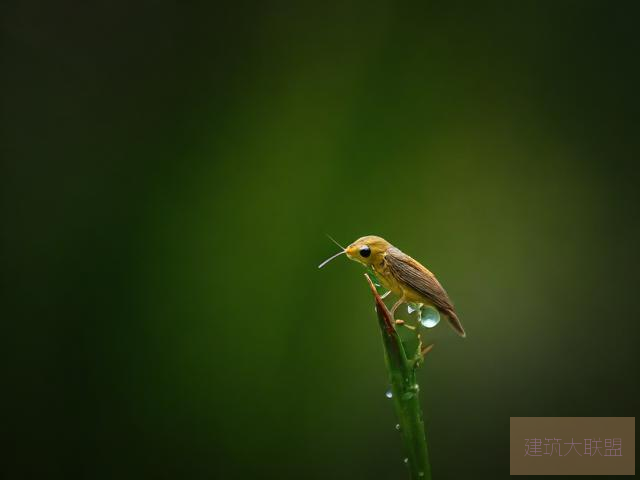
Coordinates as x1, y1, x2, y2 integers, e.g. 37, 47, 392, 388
419, 306, 440, 328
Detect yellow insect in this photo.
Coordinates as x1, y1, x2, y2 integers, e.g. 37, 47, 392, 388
319, 235, 466, 337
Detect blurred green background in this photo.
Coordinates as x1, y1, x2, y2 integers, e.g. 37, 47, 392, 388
2, 1, 639, 478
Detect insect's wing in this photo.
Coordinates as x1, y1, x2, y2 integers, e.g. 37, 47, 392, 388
386, 247, 466, 337
385, 247, 452, 310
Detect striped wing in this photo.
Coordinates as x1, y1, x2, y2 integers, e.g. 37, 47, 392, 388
385, 248, 453, 310
386, 247, 466, 337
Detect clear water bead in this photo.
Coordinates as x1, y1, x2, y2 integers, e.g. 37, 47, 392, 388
385, 388, 393, 399
419, 305, 440, 328
395, 424, 401, 431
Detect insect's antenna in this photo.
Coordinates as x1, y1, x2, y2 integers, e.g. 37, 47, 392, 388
325, 234, 346, 250
318, 250, 345, 269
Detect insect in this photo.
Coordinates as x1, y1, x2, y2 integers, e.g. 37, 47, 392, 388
319, 235, 466, 337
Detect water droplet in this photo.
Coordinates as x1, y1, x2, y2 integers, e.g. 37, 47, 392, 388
419, 306, 440, 328
385, 388, 393, 399
418, 471, 424, 477
403, 458, 409, 464
395, 424, 401, 431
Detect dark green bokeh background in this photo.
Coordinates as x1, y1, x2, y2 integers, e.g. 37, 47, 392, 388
2, 1, 639, 478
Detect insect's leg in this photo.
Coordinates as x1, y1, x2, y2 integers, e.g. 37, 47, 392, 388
389, 296, 405, 319
394, 319, 416, 330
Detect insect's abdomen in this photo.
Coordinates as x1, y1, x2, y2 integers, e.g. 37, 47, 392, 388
401, 286, 432, 304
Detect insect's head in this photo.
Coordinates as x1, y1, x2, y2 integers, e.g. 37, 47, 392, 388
318, 234, 390, 269
345, 235, 390, 267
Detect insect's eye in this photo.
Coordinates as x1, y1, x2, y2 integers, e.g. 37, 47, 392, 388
359, 245, 371, 258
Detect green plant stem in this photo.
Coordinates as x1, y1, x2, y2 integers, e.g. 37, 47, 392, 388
364, 274, 432, 480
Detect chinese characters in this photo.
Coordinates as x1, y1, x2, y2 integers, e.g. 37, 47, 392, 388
525, 438, 622, 457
